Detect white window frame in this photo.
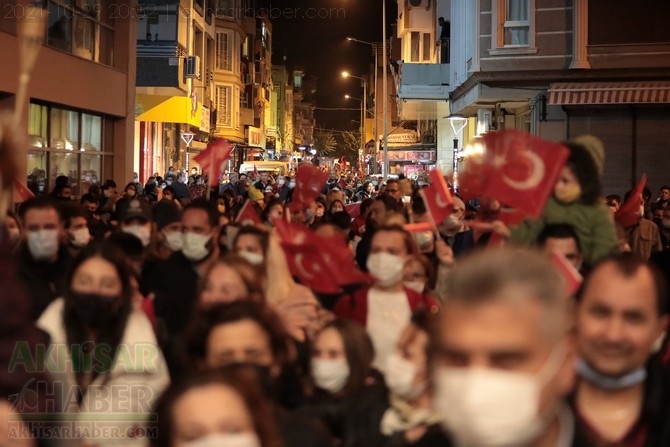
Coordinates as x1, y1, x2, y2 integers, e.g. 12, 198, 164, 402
215, 84, 233, 128
490, 0, 537, 55
215, 30, 233, 72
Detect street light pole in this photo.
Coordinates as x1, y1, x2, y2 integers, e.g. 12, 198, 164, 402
382, 0, 389, 179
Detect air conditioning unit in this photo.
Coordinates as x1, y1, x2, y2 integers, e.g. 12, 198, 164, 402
407, 0, 429, 9
184, 55, 200, 78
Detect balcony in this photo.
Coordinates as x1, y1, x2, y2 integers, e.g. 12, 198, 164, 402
396, 62, 450, 101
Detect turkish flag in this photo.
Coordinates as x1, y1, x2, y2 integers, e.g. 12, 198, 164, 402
290, 163, 329, 211
345, 203, 361, 218
420, 170, 453, 226
460, 130, 569, 219
235, 200, 261, 226
14, 180, 34, 202
551, 251, 583, 296
275, 219, 371, 292
193, 138, 234, 184
615, 174, 647, 229
253, 163, 259, 178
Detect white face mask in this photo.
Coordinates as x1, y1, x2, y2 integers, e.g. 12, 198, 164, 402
238, 250, 264, 266
385, 352, 426, 400
414, 231, 434, 251
433, 347, 564, 447
182, 232, 212, 262
163, 230, 183, 252
27, 229, 60, 260
367, 252, 405, 287
404, 281, 425, 294
289, 181, 296, 189
69, 228, 91, 248
311, 358, 350, 393
122, 224, 151, 247
181, 433, 261, 447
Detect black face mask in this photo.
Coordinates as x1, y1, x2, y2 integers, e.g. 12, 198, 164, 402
69, 292, 120, 329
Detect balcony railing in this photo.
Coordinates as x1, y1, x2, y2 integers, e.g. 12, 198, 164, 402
396, 62, 450, 101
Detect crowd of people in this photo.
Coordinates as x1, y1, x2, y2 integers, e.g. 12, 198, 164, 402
3, 137, 670, 447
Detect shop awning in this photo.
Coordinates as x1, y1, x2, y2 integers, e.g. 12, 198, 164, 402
135, 94, 201, 127
547, 82, 670, 105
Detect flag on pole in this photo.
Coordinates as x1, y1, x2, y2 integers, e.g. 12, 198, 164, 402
420, 170, 453, 227
193, 138, 234, 185
235, 200, 261, 226
615, 174, 647, 229
290, 163, 329, 211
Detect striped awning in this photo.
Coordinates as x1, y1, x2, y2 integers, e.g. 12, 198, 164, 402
547, 82, 670, 105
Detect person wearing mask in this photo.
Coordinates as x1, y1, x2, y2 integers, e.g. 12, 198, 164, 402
278, 176, 291, 203
16, 197, 73, 320
99, 179, 118, 209
142, 200, 183, 289
347, 310, 449, 447
132, 172, 144, 195
355, 196, 405, 272
147, 200, 220, 376
233, 226, 268, 267
335, 225, 438, 372
262, 199, 285, 228
328, 199, 345, 216
299, 319, 384, 445
151, 368, 282, 447
572, 255, 670, 445
183, 301, 334, 447
122, 182, 138, 200
62, 204, 92, 256
117, 198, 153, 249
36, 242, 169, 446
432, 248, 584, 447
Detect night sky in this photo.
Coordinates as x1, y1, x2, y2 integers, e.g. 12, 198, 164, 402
268, 0, 397, 132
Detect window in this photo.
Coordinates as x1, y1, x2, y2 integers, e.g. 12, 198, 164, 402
216, 31, 233, 71
410, 31, 420, 62
504, 0, 529, 46
26, 103, 112, 197
216, 85, 232, 127
46, 0, 115, 65
422, 33, 432, 61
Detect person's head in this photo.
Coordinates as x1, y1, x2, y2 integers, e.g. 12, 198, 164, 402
310, 319, 374, 397
328, 199, 345, 215
233, 226, 269, 266
261, 199, 284, 225
441, 196, 466, 232
403, 254, 434, 294
576, 255, 668, 382
101, 179, 117, 197
62, 205, 92, 249
152, 200, 182, 252
162, 185, 176, 202
18, 197, 64, 262
659, 186, 670, 202
386, 310, 433, 402
260, 172, 269, 183
80, 193, 100, 214
438, 16, 445, 24
368, 225, 416, 289
181, 201, 219, 263
199, 254, 264, 307
151, 368, 281, 447
314, 197, 327, 218
117, 198, 153, 248
3, 211, 21, 246
554, 142, 601, 205
366, 181, 376, 194
124, 183, 137, 198
385, 179, 402, 201
606, 194, 621, 214
184, 301, 293, 377
369, 196, 404, 228
63, 241, 133, 336
432, 248, 574, 447
537, 223, 583, 271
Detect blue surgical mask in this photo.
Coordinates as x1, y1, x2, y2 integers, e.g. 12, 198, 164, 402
576, 358, 647, 390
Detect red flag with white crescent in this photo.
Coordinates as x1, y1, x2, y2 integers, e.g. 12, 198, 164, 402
235, 200, 261, 226
460, 130, 569, 219
282, 242, 341, 294
290, 163, 329, 211
421, 170, 453, 227
615, 174, 647, 229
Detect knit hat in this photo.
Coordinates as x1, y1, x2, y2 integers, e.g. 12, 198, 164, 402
248, 186, 264, 202
153, 200, 182, 230
572, 135, 604, 176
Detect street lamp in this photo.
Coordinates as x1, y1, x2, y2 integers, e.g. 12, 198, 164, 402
445, 114, 468, 191
346, 36, 381, 174
342, 72, 367, 176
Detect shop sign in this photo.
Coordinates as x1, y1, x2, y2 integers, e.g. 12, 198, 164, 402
386, 150, 436, 162
246, 126, 264, 147
200, 106, 210, 133
386, 130, 419, 146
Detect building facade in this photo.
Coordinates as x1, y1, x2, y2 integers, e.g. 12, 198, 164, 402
1, 0, 136, 197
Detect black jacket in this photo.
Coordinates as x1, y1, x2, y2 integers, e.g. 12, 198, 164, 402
16, 244, 72, 320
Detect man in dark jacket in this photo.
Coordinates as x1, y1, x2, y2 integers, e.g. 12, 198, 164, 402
16, 197, 72, 320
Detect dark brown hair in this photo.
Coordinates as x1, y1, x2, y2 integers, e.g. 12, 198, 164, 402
198, 253, 265, 305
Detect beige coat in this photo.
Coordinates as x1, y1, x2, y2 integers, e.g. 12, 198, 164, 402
37, 298, 170, 446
